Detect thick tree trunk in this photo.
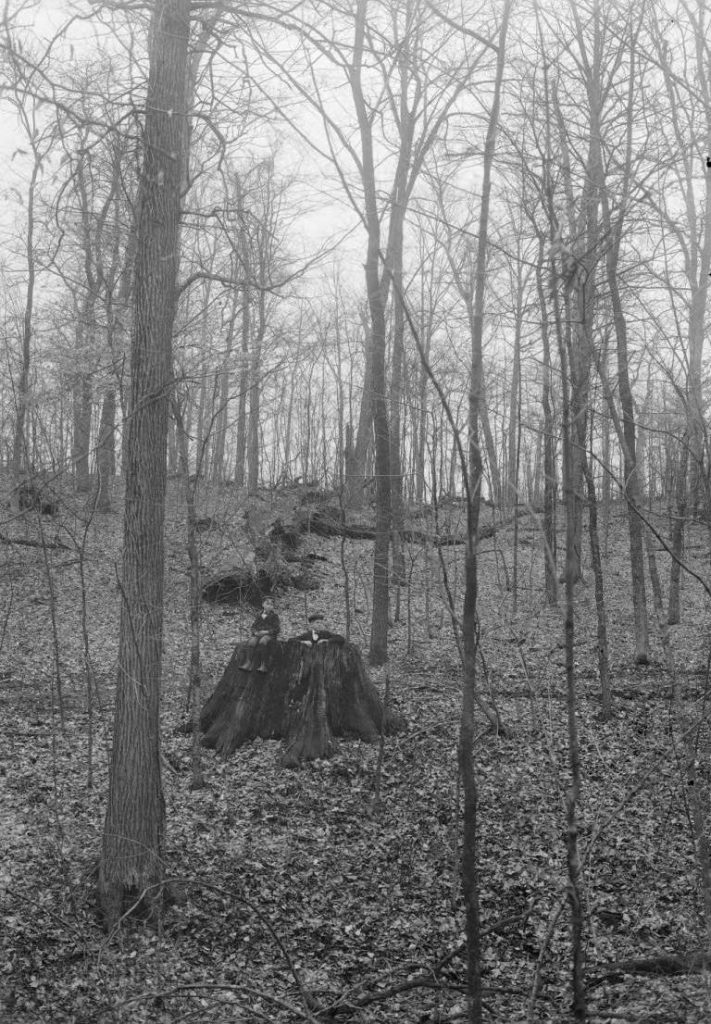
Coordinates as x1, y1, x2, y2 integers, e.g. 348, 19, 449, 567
99, 0, 190, 931
345, 329, 373, 509
685, 136, 711, 517
201, 640, 402, 763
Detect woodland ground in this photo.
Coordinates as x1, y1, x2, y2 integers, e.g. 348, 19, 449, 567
1, 480, 711, 1023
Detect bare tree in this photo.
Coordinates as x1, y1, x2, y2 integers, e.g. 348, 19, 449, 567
2, 44, 57, 480
458, 5, 511, 1018
252, 0, 485, 662
649, 1, 711, 620
99, 0, 190, 930
596, 4, 650, 663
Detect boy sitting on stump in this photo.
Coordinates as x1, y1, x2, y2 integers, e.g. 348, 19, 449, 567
239, 597, 280, 673
293, 613, 345, 646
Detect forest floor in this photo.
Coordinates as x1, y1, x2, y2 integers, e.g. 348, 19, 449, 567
2, 480, 711, 1023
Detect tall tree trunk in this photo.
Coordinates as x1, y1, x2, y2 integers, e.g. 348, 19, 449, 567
99, 0, 190, 931
212, 282, 240, 483
479, 383, 502, 508
506, 308, 521, 513
549, 34, 601, 586
12, 150, 40, 479
583, 450, 611, 718
73, 372, 93, 494
563, 257, 592, 591
234, 178, 250, 488
345, 319, 373, 509
652, 3, 711, 581
461, 6, 510, 1020
415, 329, 431, 505
235, 316, 249, 487
94, 388, 116, 512
369, 293, 391, 664
195, 338, 208, 479
599, 43, 650, 662
247, 288, 266, 493
211, 368, 228, 483
211, 302, 236, 483
606, 256, 649, 663
556, 115, 587, 1002
390, 254, 406, 595
536, 239, 558, 604
173, 397, 204, 790
350, 0, 391, 664
668, 436, 689, 625
563, 406, 587, 1019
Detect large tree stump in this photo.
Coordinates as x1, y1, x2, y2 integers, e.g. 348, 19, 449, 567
200, 639, 403, 764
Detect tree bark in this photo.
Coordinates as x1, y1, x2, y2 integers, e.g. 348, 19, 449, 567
174, 397, 204, 790
562, 326, 587, 1024
460, 7, 510, 1020
12, 138, 41, 478
234, 176, 250, 487
94, 387, 116, 512
536, 239, 558, 605
599, 26, 649, 662
201, 640, 403, 762
583, 451, 611, 719
72, 370, 93, 494
390, 260, 406, 595
99, 0, 190, 931
605, 232, 650, 663
349, 0, 391, 664
667, 436, 688, 625
247, 287, 265, 492
211, 284, 239, 483
345, 315, 373, 509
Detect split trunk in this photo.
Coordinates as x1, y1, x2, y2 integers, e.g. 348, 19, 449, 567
201, 639, 403, 767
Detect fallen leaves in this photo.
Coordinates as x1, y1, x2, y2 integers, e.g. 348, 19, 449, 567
2, 497, 711, 1021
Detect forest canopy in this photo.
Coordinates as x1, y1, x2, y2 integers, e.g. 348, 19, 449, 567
1, 0, 706, 518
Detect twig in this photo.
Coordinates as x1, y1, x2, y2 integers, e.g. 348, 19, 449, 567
197, 880, 317, 1019
113, 981, 318, 1020
327, 906, 533, 1015
0, 530, 69, 549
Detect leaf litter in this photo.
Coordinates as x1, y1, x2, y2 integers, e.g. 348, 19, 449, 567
1, 494, 711, 1022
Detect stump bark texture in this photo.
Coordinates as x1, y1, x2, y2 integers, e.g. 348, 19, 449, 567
200, 639, 403, 764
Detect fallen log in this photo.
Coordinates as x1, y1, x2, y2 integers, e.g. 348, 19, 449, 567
591, 949, 711, 985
